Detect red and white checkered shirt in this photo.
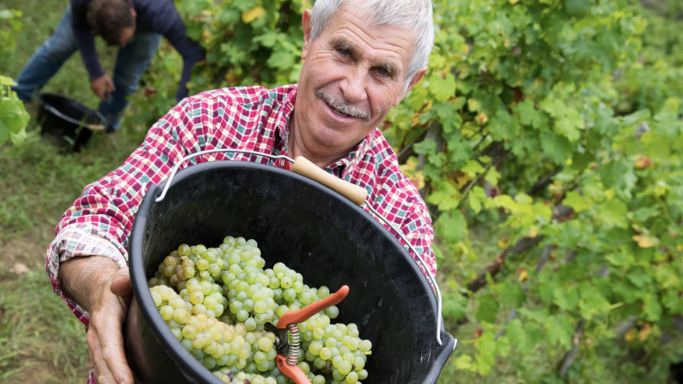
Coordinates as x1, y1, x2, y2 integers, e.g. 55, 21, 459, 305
46, 84, 436, 329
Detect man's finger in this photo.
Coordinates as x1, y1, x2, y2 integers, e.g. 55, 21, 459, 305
87, 326, 113, 383
103, 76, 115, 95
100, 333, 133, 384
97, 375, 116, 384
96, 88, 108, 101
111, 268, 131, 298
92, 306, 134, 384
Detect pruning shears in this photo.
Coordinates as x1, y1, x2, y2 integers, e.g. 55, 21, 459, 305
265, 285, 350, 384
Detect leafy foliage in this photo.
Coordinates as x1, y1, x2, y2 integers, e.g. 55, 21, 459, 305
0, 8, 23, 70
0, 10, 29, 145
178, 0, 308, 90
0, 76, 29, 146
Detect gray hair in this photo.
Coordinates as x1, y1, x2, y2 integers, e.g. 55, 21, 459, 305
309, 0, 434, 82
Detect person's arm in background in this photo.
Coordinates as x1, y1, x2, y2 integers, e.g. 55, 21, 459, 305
155, 1, 206, 100
71, 0, 113, 99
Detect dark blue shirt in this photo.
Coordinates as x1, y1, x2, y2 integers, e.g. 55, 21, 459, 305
71, 0, 205, 100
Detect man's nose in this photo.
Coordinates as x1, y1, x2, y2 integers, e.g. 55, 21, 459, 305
339, 68, 368, 103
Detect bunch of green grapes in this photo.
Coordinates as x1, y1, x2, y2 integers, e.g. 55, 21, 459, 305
148, 236, 372, 384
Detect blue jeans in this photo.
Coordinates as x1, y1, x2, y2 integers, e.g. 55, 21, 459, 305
13, 6, 161, 131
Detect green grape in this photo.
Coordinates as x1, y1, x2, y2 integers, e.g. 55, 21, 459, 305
359, 340, 372, 354
244, 317, 257, 331
280, 276, 293, 289
313, 357, 326, 370
338, 360, 352, 375
320, 347, 332, 360
326, 305, 340, 319
309, 340, 323, 355
150, 236, 373, 383
317, 286, 330, 298
257, 336, 273, 352
345, 371, 359, 383
254, 300, 268, 314
283, 288, 296, 302
178, 244, 191, 257
159, 305, 174, 321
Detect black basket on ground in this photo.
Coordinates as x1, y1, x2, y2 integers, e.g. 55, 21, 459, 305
126, 161, 456, 384
37, 93, 107, 152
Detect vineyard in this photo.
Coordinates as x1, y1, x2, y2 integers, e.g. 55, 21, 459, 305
1, 0, 682, 383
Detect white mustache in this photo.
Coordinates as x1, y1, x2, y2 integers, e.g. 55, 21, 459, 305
316, 90, 370, 121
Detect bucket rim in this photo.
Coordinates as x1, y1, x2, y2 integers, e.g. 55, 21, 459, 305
38, 92, 107, 130
129, 160, 455, 382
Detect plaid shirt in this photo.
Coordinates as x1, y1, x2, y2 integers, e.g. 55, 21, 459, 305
47, 85, 436, 380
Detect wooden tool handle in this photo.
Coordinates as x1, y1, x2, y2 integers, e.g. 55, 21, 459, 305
292, 156, 368, 206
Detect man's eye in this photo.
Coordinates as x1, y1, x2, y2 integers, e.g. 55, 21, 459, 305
337, 48, 352, 57
375, 66, 392, 78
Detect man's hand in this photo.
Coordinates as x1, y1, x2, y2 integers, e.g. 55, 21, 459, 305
91, 75, 115, 101
60, 257, 133, 384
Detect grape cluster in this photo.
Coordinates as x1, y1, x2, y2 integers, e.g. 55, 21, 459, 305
148, 236, 372, 383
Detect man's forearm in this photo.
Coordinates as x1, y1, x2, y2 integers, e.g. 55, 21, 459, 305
73, 28, 105, 80
59, 255, 119, 313
176, 50, 204, 100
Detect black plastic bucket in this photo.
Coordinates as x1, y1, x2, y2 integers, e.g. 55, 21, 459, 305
37, 93, 107, 152
126, 161, 456, 384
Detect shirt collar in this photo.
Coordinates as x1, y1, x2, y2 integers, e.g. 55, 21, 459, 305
274, 86, 297, 159
326, 131, 374, 177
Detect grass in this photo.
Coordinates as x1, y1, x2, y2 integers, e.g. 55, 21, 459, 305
2, 0, 102, 108
0, 270, 89, 383
0, 1, 151, 382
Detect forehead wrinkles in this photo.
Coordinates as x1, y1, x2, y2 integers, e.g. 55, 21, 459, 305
326, 9, 414, 69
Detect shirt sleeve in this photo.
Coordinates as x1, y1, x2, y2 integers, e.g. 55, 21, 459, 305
46, 97, 200, 324
71, 0, 105, 80
46, 225, 128, 324
353, 133, 437, 279
401, 199, 437, 277
158, 5, 206, 100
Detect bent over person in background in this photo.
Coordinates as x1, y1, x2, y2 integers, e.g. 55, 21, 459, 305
13, 0, 204, 131
46, 0, 435, 382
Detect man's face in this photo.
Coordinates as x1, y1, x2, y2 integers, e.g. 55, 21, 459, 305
294, 6, 425, 156
118, 8, 137, 47
119, 26, 135, 47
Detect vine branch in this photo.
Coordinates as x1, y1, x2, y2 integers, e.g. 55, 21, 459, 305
558, 320, 586, 377
465, 236, 544, 293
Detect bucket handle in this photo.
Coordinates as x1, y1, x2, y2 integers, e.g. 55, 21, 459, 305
154, 148, 451, 347
42, 103, 107, 131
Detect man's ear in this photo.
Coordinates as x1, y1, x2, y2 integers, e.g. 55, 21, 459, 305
131, 7, 136, 20
398, 68, 427, 102
301, 9, 312, 61
406, 68, 427, 93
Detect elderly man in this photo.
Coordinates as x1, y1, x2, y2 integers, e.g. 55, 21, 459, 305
48, 0, 435, 382
13, 0, 204, 131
